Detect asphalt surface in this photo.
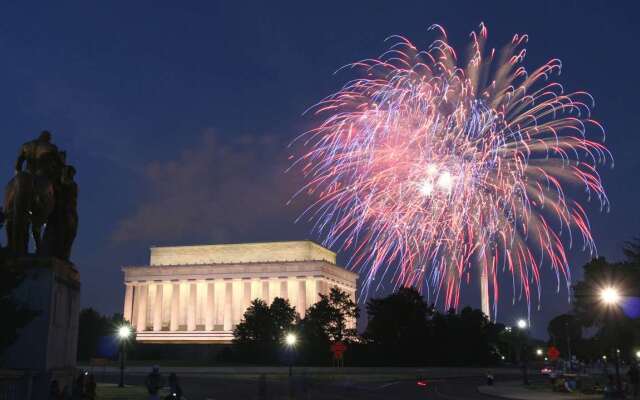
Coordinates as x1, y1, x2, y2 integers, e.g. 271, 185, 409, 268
98, 373, 510, 399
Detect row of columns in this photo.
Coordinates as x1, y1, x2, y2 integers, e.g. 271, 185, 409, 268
123, 277, 338, 332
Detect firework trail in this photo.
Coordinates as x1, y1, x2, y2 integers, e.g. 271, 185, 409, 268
290, 24, 611, 316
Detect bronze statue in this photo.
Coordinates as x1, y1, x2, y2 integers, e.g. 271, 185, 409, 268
3, 131, 78, 261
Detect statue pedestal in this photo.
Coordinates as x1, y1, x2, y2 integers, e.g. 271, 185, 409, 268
1, 258, 80, 399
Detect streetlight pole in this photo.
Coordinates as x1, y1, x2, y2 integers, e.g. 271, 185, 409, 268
600, 286, 623, 397
565, 321, 572, 368
517, 319, 529, 386
117, 325, 132, 388
285, 333, 297, 377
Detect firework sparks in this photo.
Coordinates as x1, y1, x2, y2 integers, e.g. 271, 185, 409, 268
290, 24, 611, 316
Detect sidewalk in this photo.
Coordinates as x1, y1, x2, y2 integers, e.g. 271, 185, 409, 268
478, 381, 600, 400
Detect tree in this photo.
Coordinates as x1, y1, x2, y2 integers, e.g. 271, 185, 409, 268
573, 257, 640, 326
431, 307, 502, 365
77, 308, 111, 360
363, 287, 430, 364
571, 243, 640, 361
232, 297, 297, 363
302, 287, 359, 342
547, 314, 582, 359
298, 287, 359, 364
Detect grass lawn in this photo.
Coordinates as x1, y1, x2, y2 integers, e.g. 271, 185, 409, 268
97, 383, 171, 400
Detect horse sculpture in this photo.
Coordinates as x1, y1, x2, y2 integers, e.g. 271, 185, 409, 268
3, 171, 55, 256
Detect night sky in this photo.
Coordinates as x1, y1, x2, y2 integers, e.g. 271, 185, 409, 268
1, 1, 638, 338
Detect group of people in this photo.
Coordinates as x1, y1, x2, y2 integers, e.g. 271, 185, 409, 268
49, 372, 96, 400
145, 366, 184, 400
48, 366, 183, 400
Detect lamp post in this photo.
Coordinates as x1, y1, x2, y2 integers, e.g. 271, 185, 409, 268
599, 286, 622, 397
517, 319, 529, 386
285, 333, 297, 377
117, 325, 132, 388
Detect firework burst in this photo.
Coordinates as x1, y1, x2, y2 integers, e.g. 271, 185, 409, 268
290, 24, 611, 316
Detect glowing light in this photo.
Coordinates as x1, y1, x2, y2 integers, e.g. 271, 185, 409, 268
293, 23, 611, 312
536, 348, 543, 356
436, 171, 454, 191
635, 350, 640, 359
600, 287, 621, 305
118, 326, 131, 340
426, 164, 438, 176
285, 333, 297, 347
419, 181, 434, 197
517, 319, 528, 330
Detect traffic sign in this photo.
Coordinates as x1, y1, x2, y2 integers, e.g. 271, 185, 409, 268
330, 342, 347, 359
547, 346, 560, 361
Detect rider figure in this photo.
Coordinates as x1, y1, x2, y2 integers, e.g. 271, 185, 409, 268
15, 131, 65, 181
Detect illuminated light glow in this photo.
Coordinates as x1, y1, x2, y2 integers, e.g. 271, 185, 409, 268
285, 333, 297, 346
291, 23, 612, 315
118, 326, 131, 339
419, 180, 434, 197
436, 171, 454, 191
426, 164, 438, 176
536, 348, 543, 356
517, 319, 528, 330
600, 287, 621, 305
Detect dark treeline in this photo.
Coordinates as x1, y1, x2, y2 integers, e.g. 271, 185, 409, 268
545, 237, 640, 363
229, 286, 514, 366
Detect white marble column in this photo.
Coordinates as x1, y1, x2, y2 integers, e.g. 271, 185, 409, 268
123, 284, 134, 323
280, 279, 288, 299
187, 282, 197, 331
305, 277, 317, 308
297, 279, 307, 318
287, 278, 298, 315
232, 279, 243, 325
170, 282, 180, 331
153, 283, 163, 331
224, 281, 233, 331
215, 280, 227, 328
136, 283, 148, 332
269, 278, 281, 304
262, 280, 270, 304
205, 281, 215, 331
251, 278, 262, 302
242, 280, 252, 318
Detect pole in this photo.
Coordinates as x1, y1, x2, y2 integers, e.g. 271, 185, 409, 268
522, 329, 529, 386
288, 347, 293, 377
614, 348, 622, 396
118, 341, 125, 388
565, 321, 572, 368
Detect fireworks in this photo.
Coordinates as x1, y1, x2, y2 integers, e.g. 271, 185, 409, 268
290, 24, 611, 315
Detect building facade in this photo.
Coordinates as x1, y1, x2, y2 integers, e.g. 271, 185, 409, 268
122, 241, 358, 343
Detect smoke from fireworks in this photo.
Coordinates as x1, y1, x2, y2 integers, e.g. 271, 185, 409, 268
290, 24, 611, 315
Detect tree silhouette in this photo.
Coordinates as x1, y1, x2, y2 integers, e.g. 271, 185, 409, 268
233, 297, 297, 363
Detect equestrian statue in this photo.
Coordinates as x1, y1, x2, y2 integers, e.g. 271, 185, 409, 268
3, 131, 78, 261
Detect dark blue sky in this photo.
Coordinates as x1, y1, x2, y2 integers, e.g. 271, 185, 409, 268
0, 1, 638, 338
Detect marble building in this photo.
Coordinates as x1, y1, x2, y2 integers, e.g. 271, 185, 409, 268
122, 241, 358, 343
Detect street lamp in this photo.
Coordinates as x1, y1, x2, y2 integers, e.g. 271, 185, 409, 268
599, 286, 623, 396
536, 348, 543, 357
636, 350, 640, 360
600, 287, 621, 306
517, 319, 527, 330
517, 318, 529, 385
284, 333, 297, 377
117, 325, 132, 388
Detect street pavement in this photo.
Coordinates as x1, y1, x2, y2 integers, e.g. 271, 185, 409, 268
94, 368, 519, 399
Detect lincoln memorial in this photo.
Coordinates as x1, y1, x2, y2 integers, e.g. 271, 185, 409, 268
122, 241, 358, 343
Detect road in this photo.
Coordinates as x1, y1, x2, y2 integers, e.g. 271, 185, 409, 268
97, 372, 513, 399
